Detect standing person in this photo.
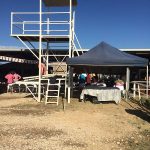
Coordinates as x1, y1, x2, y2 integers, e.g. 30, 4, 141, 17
13, 72, 21, 82
91, 73, 96, 84
38, 62, 46, 75
86, 73, 91, 85
5, 71, 14, 84
5, 71, 15, 93
73, 74, 79, 86
79, 73, 86, 88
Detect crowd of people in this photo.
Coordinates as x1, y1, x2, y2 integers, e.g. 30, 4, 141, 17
73, 73, 125, 89
73, 73, 99, 88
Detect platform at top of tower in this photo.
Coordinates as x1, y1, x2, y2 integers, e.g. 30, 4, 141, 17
11, 35, 69, 43
43, 0, 77, 7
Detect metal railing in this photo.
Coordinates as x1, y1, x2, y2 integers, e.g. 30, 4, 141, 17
11, 12, 70, 36
131, 81, 150, 100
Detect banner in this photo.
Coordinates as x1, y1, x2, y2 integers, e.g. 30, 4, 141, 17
0, 56, 37, 64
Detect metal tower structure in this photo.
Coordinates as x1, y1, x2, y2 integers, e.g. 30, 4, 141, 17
10, 0, 80, 102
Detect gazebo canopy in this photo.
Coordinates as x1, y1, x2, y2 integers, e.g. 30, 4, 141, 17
67, 42, 148, 67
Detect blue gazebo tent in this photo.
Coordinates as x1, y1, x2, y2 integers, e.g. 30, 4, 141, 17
66, 42, 149, 98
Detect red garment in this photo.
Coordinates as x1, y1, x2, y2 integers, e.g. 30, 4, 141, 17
5, 74, 14, 84
86, 74, 91, 84
38, 63, 46, 75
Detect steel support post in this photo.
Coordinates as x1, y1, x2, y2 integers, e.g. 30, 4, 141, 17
38, 0, 42, 102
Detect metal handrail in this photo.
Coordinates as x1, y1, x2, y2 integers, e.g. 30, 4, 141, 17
11, 12, 70, 35
12, 12, 70, 15
131, 81, 150, 100
13, 21, 69, 24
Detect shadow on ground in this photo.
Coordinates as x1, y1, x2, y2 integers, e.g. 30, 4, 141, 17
125, 109, 150, 123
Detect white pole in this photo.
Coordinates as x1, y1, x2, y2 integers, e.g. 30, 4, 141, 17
46, 42, 49, 75
72, 11, 75, 45
126, 67, 130, 100
67, 0, 72, 103
72, 11, 75, 57
138, 84, 141, 100
146, 65, 149, 98
38, 0, 42, 102
23, 22, 25, 34
69, 0, 72, 58
133, 82, 136, 98
11, 12, 13, 35
47, 18, 49, 34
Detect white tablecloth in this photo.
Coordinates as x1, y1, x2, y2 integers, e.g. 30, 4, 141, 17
80, 86, 121, 104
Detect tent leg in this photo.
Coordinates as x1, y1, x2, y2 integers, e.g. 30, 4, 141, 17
125, 67, 130, 100
67, 67, 71, 103
146, 65, 149, 98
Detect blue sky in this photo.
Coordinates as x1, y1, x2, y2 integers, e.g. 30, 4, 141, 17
0, 0, 150, 49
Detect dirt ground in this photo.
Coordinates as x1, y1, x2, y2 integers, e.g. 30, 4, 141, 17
0, 93, 149, 150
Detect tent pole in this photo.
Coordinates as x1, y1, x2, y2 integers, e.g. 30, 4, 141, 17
146, 65, 149, 98
67, 67, 71, 103
126, 67, 130, 100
